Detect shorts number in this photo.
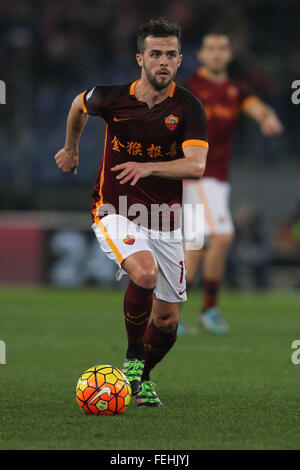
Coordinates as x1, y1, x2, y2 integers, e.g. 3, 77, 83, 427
179, 260, 184, 284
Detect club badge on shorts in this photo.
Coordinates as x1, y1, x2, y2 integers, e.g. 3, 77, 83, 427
123, 235, 135, 245
165, 114, 179, 131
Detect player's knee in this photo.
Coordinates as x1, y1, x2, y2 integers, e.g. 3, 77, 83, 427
162, 320, 178, 335
158, 319, 178, 336
212, 233, 234, 252
185, 273, 195, 286
134, 264, 158, 289
155, 311, 179, 335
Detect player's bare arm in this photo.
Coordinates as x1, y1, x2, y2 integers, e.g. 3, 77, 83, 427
244, 99, 283, 137
111, 145, 207, 186
54, 94, 88, 175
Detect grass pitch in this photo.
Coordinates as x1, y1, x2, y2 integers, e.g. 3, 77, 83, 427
0, 286, 299, 450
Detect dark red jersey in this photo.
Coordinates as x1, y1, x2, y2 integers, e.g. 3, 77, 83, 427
81, 81, 208, 230
185, 67, 258, 182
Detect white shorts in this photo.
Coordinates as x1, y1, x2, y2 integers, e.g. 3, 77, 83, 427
92, 214, 187, 303
183, 177, 234, 249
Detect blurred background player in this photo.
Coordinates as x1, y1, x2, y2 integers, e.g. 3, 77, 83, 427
181, 33, 283, 335
54, 18, 208, 405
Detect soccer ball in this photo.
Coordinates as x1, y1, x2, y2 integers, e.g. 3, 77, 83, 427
75, 365, 132, 415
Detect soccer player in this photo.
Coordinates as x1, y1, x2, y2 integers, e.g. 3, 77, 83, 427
54, 18, 208, 406
182, 33, 283, 335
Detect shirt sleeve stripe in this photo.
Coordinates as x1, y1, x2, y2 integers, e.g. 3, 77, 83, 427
81, 91, 88, 114
182, 139, 209, 150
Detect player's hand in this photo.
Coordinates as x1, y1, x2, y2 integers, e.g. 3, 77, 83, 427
54, 148, 79, 175
111, 162, 153, 186
260, 114, 284, 137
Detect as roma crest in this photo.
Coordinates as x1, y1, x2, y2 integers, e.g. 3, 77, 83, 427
165, 114, 179, 131
123, 235, 135, 245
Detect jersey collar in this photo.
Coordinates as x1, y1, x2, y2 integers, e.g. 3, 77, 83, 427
130, 80, 176, 98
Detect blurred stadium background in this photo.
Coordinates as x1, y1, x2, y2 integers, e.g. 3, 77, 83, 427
1, 0, 300, 290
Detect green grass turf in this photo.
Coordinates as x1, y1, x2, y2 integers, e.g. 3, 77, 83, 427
0, 286, 299, 450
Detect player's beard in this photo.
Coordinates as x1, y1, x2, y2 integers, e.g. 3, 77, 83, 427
143, 64, 175, 91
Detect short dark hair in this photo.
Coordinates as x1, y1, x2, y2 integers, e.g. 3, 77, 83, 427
199, 33, 231, 49
137, 17, 182, 54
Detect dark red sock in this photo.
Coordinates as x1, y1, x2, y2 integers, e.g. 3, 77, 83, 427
142, 321, 177, 380
202, 278, 220, 310
124, 280, 153, 359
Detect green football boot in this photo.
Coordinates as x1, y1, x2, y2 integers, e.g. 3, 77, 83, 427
136, 380, 163, 407
122, 358, 145, 395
